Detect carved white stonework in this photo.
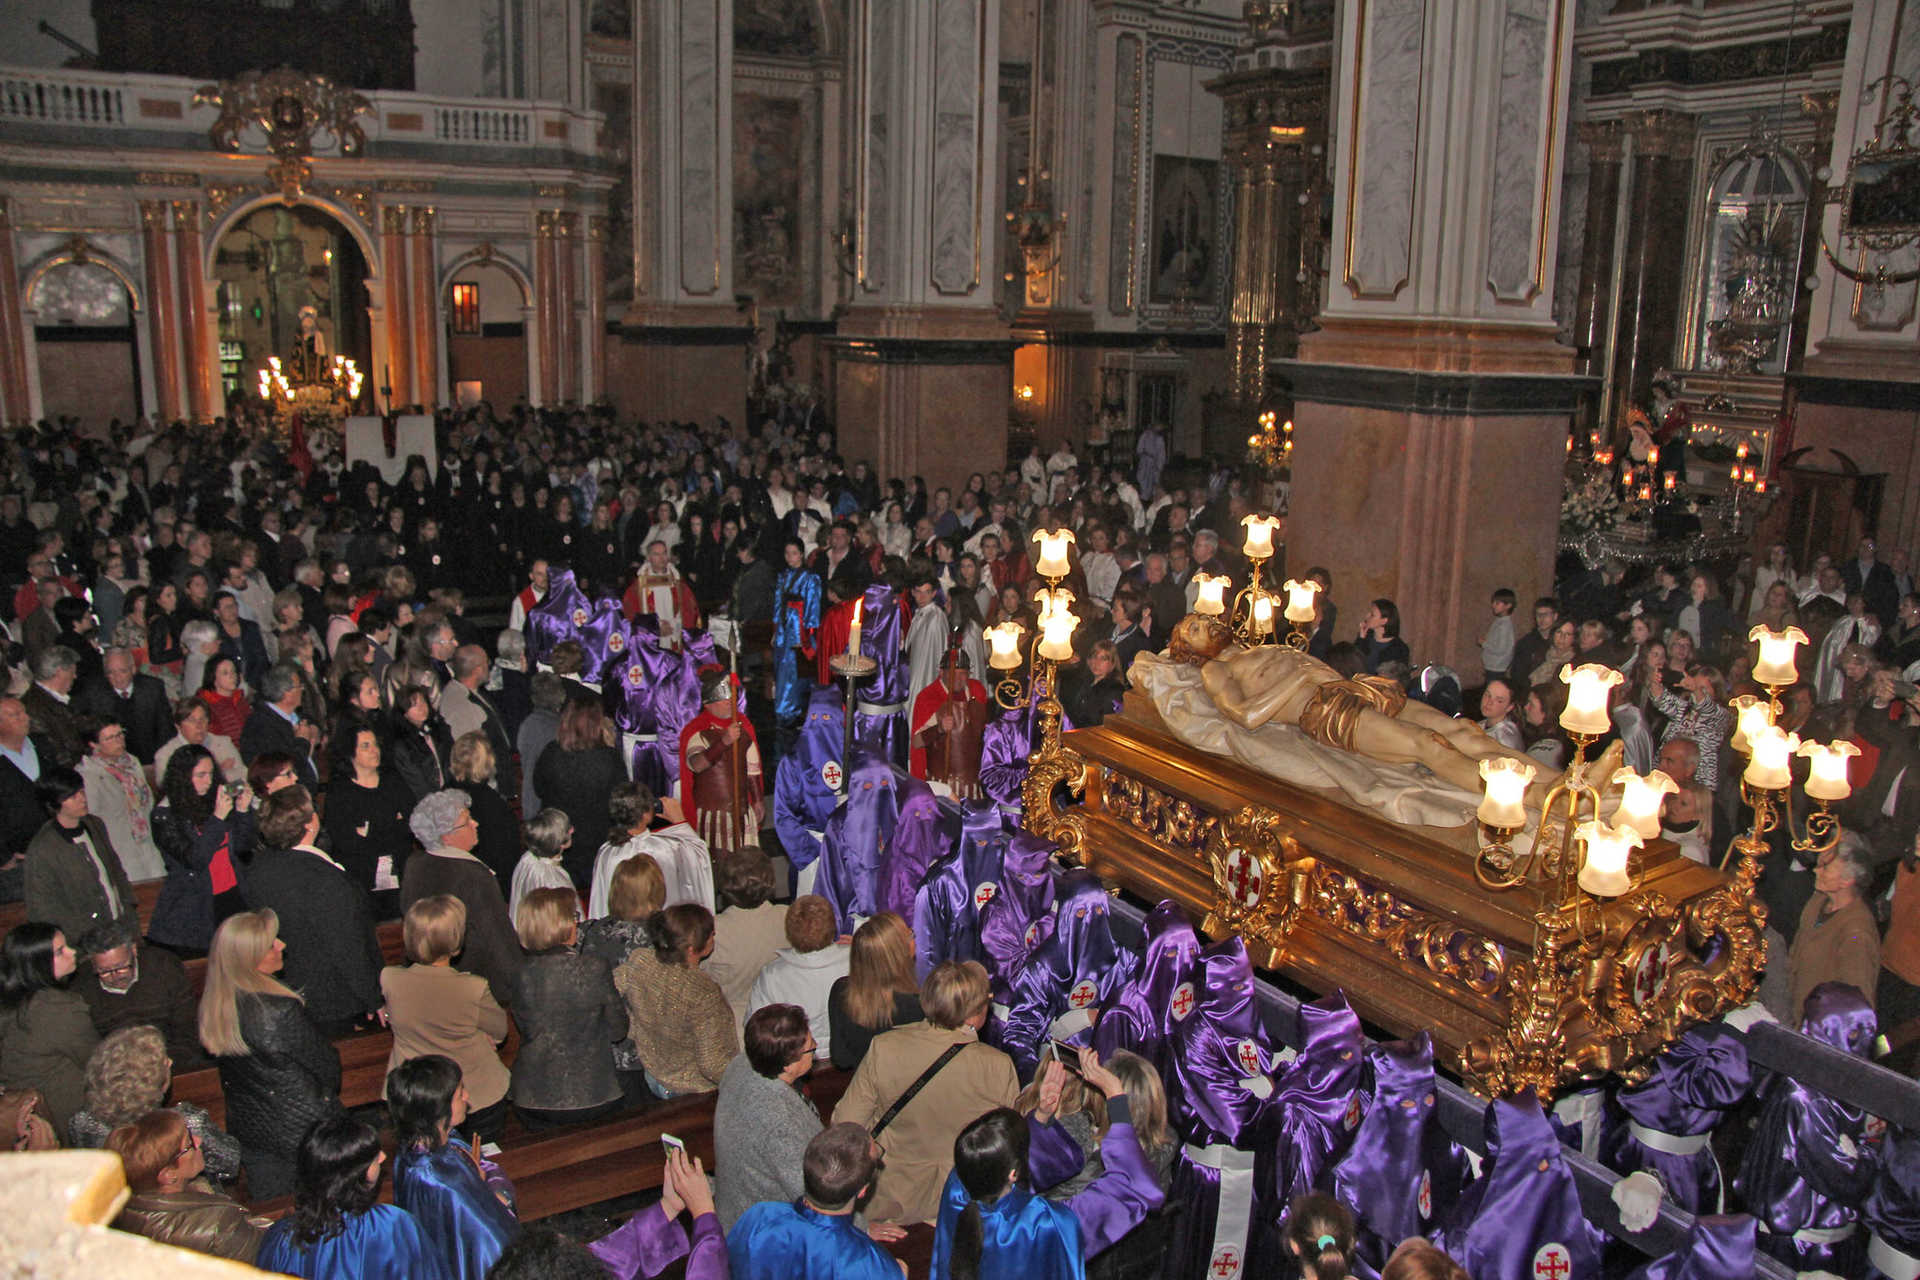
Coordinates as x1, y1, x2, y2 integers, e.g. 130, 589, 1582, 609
1487, 0, 1551, 302
1346, 0, 1422, 300
860, 0, 894, 292
929, 0, 980, 295
679, 0, 722, 296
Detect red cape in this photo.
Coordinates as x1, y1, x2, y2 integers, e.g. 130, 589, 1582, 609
908, 677, 989, 779
677, 707, 760, 829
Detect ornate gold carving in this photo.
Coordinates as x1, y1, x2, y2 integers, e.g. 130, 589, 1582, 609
554, 212, 577, 239
1104, 775, 1213, 852
204, 185, 255, 220
1577, 119, 1625, 166
1202, 807, 1310, 967
169, 201, 201, 231
1020, 690, 1090, 866
138, 200, 171, 230
1623, 109, 1697, 161
586, 216, 610, 243
322, 187, 375, 229
1308, 864, 1510, 999
380, 178, 438, 194
536, 183, 574, 199
409, 206, 438, 235
534, 210, 557, 238
136, 172, 202, 188
382, 206, 410, 235
195, 69, 371, 203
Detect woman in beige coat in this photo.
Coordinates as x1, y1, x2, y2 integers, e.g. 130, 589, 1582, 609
382, 894, 512, 1140
830, 959, 1018, 1225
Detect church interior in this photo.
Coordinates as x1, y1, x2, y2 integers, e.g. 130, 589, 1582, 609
7, 1, 1920, 1278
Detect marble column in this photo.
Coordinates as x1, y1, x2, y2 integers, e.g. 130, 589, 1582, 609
172, 201, 213, 421
1608, 109, 1695, 427
0, 200, 33, 424
381, 206, 414, 410
139, 200, 182, 423
554, 212, 578, 405
1276, 0, 1589, 673
534, 211, 559, 406
584, 215, 608, 402
1571, 120, 1623, 380
409, 206, 439, 409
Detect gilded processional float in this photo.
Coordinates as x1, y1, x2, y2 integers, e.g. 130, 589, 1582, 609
1009, 521, 1828, 1099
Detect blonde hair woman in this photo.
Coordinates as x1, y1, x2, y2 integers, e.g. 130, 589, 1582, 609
197, 910, 341, 1197
381, 894, 513, 1141
826, 911, 924, 1071
512, 886, 632, 1126
66, 1025, 242, 1182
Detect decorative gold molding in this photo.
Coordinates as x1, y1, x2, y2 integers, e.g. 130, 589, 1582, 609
136, 171, 202, 188
195, 68, 371, 203
1308, 863, 1509, 999
1201, 806, 1310, 968
1105, 776, 1213, 852
138, 200, 171, 230
382, 206, 410, 235
586, 215, 610, 243
379, 178, 437, 194
554, 212, 577, 239
204, 185, 256, 221
409, 206, 438, 236
169, 201, 201, 232
1623, 108, 1697, 161
1577, 119, 1626, 166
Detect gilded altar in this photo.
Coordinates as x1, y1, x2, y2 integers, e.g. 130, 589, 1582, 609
1022, 692, 1768, 1098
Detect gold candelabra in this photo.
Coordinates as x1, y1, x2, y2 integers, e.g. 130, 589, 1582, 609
984, 529, 1078, 719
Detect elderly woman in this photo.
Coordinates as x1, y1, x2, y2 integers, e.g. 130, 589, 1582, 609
383, 895, 513, 1143
389, 1054, 522, 1277
704, 848, 790, 1032
451, 731, 520, 888
0, 923, 98, 1133
148, 744, 257, 953
832, 960, 1020, 1225
106, 1108, 267, 1264
77, 715, 165, 882
713, 1003, 824, 1228
509, 808, 576, 923
400, 789, 522, 1009
67, 1025, 241, 1180
614, 904, 739, 1099
154, 696, 246, 786
1786, 837, 1882, 1021
511, 886, 629, 1128
178, 619, 220, 701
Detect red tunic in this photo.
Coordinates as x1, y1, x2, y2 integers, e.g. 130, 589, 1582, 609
815, 596, 860, 686
908, 676, 989, 780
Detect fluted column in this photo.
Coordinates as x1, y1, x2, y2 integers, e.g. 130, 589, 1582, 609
409, 206, 438, 409
583, 216, 608, 403
172, 201, 213, 421
0, 200, 33, 424
1571, 121, 1624, 380
534, 212, 558, 406
139, 200, 182, 422
1608, 110, 1696, 426
554, 212, 578, 405
381, 206, 413, 410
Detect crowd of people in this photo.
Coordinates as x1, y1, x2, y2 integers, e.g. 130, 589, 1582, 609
0, 401, 1908, 1279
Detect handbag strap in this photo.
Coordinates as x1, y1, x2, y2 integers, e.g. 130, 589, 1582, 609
870, 1042, 967, 1138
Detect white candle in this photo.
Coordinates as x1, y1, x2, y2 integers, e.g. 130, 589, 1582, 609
1281, 578, 1320, 625
1251, 594, 1274, 636
1559, 664, 1623, 736
1038, 607, 1077, 662
1576, 820, 1642, 897
1728, 694, 1773, 756
1610, 767, 1678, 839
1192, 573, 1230, 617
1798, 739, 1860, 802
1749, 625, 1808, 686
1032, 527, 1075, 579
846, 597, 864, 658
1743, 723, 1800, 790
1477, 757, 1535, 828
986, 621, 1025, 670
1241, 514, 1281, 560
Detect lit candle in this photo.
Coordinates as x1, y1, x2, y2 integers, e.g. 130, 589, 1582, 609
1743, 466, 1757, 485
1032, 527, 1075, 579
1639, 484, 1653, 502
1754, 479, 1767, 495
1648, 445, 1660, 466
1241, 514, 1281, 560
1736, 440, 1749, 461
1478, 757, 1535, 828
1663, 472, 1677, 491
1281, 578, 1320, 624
1576, 820, 1642, 898
846, 597, 864, 658
1038, 605, 1077, 662
1589, 430, 1602, 447
1565, 436, 1574, 454
1622, 466, 1635, 487
1251, 594, 1275, 636
986, 620, 1025, 670
1192, 573, 1230, 617
1610, 767, 1678, 839
1559, 663, 1623, 736
1728, 694, 1774, 755
1798, 739, 1860, 802
1749, 625, 1809, 686
1743, 723, 1801, 791
1730, 466, 1742, 482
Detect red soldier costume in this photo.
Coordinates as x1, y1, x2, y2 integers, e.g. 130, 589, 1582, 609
678, 670, 763, 853
909, 654, 991, 798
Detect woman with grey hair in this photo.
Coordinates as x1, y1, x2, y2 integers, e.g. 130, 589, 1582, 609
399, 789, 523, 1008
67, 1025, 242, 1182
1784, 835, 1881, 1021
490, 628, 532, 747
178, 621, 221, 699
509, 808, 576, 921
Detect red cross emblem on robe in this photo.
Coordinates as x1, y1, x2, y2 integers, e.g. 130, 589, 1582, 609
820, 760, 843, 789
1170, 981, 1197, 1022
1533, 1243, 1572, 1280
1344, 1093, 1362, 1130
1209, 1245, 1242, 1279
1418, 1170, 1432, 1218
972, 882, 997, 910
1234, 1039, 1262, 1076
572, 606, 589, 627
1068, 980, 1098, 1009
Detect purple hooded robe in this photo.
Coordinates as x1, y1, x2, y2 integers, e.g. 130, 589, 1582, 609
526, 567, 589, 666
912, 800, 1012, 981
1435, 1092, 1607, 1280
1331, 1032, 1467, 1279
874, 782, 956, 923
1001, 869, 1138, 1078
1265, 991, 1367, 1205
851, 581, 908, 768
976, 831, 1060, 1019
1864, 1125, 1920, 1280
1093, 899, 1202, 1100
1602, 1023, 1751, 1214
772, 686, 846, 883
1622, 1214, 1760, 1280
814, 753, 909, 931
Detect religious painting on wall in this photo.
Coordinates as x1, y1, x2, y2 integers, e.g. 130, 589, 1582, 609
733, 93, 805, 307
1148, 154, 1220, 304
735, 0, 818, 57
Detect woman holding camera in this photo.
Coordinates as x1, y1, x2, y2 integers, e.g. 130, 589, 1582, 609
147, 746, 256, 955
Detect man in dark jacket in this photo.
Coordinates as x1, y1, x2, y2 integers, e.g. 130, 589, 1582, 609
0, 696, 52, 896
238, 662, 318, 788
73, 648, 173, 766
243, 785, 384, 1035
76, 919, 211, 1071
23, 765, 138, 945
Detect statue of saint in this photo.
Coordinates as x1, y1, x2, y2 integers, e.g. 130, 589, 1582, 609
291, 304, 328, 383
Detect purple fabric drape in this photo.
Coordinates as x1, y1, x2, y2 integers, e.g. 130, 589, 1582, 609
1622, 1214, 1759, 1280
977, 831, 1060, 1012
1864, 1125, 1920, 1280
527, 568, 589, 666
875, 782, 955, 922
589, 1204, 728, 1280
1602, 1023, 1750, 1214
1330, 1032, 1466, 1277
1266, 991, 1366, 1206
911, 800, 1011, 980
1093, 900, 1201, 1101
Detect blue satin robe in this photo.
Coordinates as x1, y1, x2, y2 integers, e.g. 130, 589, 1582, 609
1623, 1213, 1759, 1280
772, 686, 845, 879
589, 1204, 728, 1280
727, 1199, 904, 1280
1434, 1092, 1606, 1280
912, 800, 1013, 981
930, 1181, 1084, 1280
391, 1138, 521, 1280
256, 1203, 451, 1280
774, 565, 823, 725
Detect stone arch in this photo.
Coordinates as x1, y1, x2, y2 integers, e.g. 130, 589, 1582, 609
23, 241, 144, 313
202, 191, 380, 280
438, 244, 534, 307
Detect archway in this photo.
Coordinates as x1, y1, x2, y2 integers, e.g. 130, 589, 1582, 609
30, 261, 140, 425
211, 202, 371, 410
444, 258, 532, 410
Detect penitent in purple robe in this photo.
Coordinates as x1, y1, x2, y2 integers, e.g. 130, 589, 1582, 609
1163, 936, 1284, 1280
874, 780, 955, 923
1601, 1023, 1750, 1215
815, 753, 909, 931
1436, 1091, 1607, 1280
1331, 1032, 1467, 1278
575, 598, 630, 688
979, 705, 1035, 817
609, 618, 699, 795
1622, 1214, 1759, 1280
1864, 1124, 1920, 1280
851, 582, 908, 768
772, 686, 846, 888
526, 568, 589, 666
1266, 991, 1366, 1206
1736, 981, 1878, 1277
1093, 899, 1201, 1104
912, 800, 1011, 981
1001, 869, 1137, 1078
589, 1204, 728, 1280
977, 831, 1060, 1016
